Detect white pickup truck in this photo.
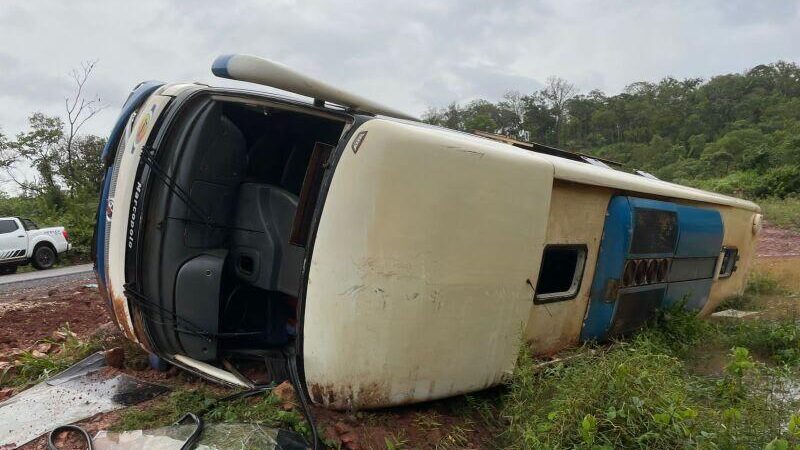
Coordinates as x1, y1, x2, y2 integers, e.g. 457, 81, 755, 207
0, 217, 71, 274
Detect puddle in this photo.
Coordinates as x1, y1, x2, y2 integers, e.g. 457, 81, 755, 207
686, 344, 732, 377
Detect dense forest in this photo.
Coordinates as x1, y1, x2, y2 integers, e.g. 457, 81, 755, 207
1, 61, 799, 258
425, 61, 800, 199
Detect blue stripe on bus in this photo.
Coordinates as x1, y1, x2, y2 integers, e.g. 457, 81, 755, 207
211, 54, 234, 78
94, 81, 163, 291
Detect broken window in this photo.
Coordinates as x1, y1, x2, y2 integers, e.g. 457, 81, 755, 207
719, 246, 739, 278
534, 244, 587, 304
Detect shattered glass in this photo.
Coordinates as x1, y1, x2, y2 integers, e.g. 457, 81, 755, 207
92, 423, 308, 450
0, 352, 169, 449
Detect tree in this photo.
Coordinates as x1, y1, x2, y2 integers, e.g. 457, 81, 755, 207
63, 60, 104, 183
423, 102, 464, 131
421, 60, 800, 198
496, 91, 526, 138
59, 134, 105, 194
540, 76, 576, 145
0, 61, 108, 256
5, 113, 65, 203
0, 128, 15, 170
708, 151, 734, 175
3, 61, 105, 199
520, 93, 557, 144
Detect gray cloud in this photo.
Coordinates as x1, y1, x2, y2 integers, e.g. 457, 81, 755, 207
0, 0, 798, 139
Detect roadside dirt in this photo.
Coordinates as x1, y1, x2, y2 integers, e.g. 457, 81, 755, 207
1, 278, 497, 450
757, 223, 800, 258
0, 280, 110, 354
312, 394, 501, 450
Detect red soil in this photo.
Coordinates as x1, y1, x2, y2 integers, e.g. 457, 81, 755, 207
757, 223, 800, 258
0, 281, 111, 357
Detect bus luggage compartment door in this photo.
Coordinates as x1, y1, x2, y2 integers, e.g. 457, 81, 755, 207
580, 196, 723, 341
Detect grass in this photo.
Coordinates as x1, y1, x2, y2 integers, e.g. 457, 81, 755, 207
720, 320, 800, 366
746, 271, 787, 296
715, 294, 755, 311
500, 281, 800, 450
384, 432, 410, 450
760, 196, 800, 231
112, 386, 309, 437
107, 270, 800, 450
0, 325, 103, 387
715, 270, 785, 312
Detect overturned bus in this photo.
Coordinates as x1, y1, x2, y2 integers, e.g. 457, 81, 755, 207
93, 54, 761, 410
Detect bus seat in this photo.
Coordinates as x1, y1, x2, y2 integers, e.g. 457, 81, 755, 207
230, 183, 305, 296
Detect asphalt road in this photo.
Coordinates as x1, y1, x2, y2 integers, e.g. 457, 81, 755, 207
0, 263, 95, 294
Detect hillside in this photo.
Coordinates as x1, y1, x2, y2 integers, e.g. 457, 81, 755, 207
424, 61, 800, 200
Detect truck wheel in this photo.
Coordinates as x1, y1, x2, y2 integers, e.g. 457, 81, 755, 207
32, 246, 56, 270
0, 265, 17, 275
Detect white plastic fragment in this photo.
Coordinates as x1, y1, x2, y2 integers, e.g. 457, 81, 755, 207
711, 309, 761, 319
0, 352, 168, 448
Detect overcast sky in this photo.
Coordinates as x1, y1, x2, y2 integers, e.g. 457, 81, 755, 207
1, 0, 799, 138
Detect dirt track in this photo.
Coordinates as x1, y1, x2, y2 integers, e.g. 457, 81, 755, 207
758, 223, 800, 257
0, 273, 497, 450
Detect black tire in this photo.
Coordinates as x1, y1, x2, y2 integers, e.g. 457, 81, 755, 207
32, 245, 56, 270
0, 265, 17, 275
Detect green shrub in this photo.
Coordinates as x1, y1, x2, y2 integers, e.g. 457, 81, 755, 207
501, 306, 800, 449
502, 340, 711, 449
746, 271, 785, 296
691, 166, 800, 199
761, 166, 800, 198
0, 190, 97, 259
721, 320, 800, 366
760, 196, 800, 231
716, 347, 756, 402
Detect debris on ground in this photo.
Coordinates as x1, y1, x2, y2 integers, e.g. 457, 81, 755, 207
0, 280, 111, 354
711, 309, 762, 319
272, 381, 297, 411
92, 423, 307, 450
325, 421, 360, 450
0, 352, 169, 448
104, 347, 125, 369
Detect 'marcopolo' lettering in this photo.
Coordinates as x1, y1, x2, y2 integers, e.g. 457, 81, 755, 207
128, 181, 142, 249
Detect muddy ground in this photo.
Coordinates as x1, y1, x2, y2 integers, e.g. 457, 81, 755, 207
0, 276, 497, 449
1, 223, 799, 449
0, 280, 107, 354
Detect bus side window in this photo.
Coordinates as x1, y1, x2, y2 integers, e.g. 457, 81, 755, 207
719, 247, 739, 278
533, 244, 588, 304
